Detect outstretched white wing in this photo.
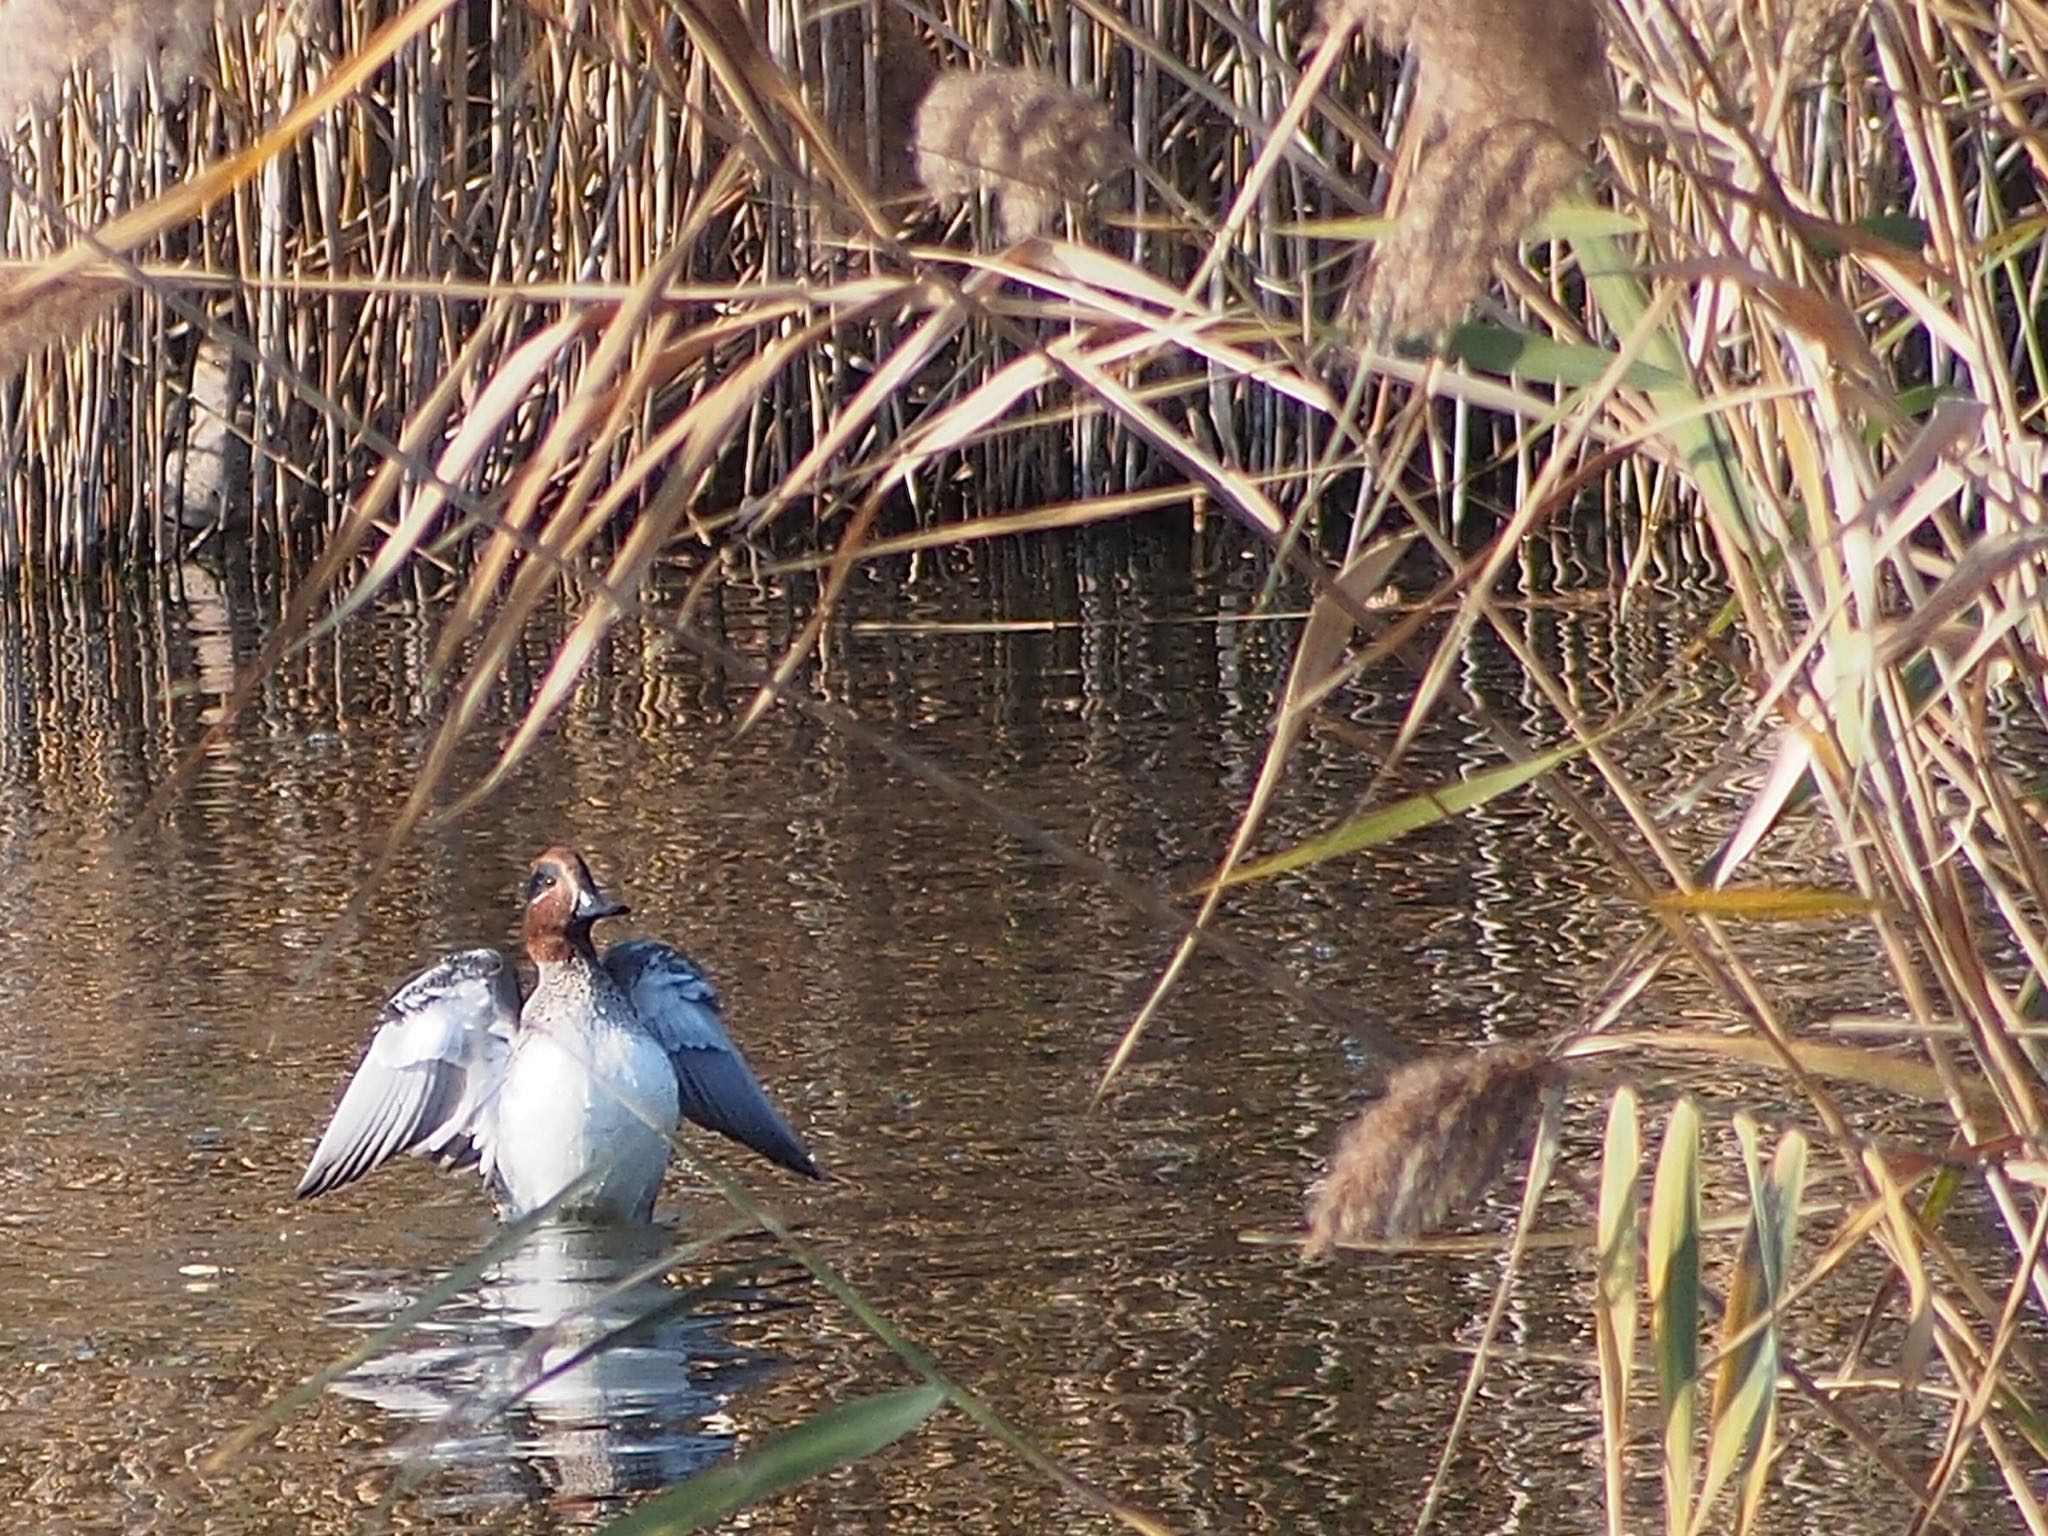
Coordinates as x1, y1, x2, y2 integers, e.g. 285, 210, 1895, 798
603, 938, 822, 1181
296, 949, 523, 1200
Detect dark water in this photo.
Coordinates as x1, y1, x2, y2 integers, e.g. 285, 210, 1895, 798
0, 540, 2020, 1533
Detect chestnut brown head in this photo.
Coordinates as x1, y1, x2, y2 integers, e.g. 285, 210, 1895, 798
522, 846, 629, 964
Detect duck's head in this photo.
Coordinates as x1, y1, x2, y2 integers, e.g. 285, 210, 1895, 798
523, 846, 629, 963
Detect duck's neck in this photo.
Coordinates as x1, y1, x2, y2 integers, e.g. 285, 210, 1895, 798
525, 915, 599, 969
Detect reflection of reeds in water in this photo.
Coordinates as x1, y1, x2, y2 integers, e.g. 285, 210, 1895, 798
0, 0, 224, 121
1321, 0, 1609, 341
1305, 1046, 1555, 1254
913, 67, 1124, 244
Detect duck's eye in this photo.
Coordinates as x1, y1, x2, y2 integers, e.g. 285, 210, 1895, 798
525, 869, 556, 903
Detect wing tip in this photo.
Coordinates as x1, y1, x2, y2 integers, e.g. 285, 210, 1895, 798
294, 1163, 341, 1200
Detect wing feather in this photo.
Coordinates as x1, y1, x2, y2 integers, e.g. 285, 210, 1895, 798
296, 949, 522, 1200
603, 939, 822, 1180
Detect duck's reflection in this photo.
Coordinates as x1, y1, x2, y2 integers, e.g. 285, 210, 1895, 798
323, 1221, 792, 1512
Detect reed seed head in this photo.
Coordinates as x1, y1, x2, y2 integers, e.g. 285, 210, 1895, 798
1321, 0, 1611, 343
1305, 1045, 1555, 1256
913, 67, 1124, 244
1317, 0, 1426, 55
1354, 118, 1586, 342
0, 264, 127, 377
1406, 0, 1609, 142
0, 0, 228, 126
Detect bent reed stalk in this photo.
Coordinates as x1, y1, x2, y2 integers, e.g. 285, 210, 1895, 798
4, 0, 2048, 1531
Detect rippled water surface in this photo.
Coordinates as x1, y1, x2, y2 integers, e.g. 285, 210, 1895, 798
0, 539, 2022, 1532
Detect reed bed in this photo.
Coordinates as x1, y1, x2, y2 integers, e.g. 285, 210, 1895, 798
7, 0, 2048, 1531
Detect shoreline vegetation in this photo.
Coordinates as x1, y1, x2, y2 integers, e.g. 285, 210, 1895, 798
5, 1, 2047, 1532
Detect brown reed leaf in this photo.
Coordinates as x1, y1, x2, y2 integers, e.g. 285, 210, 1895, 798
912, 67, 1124, 244
0, 0, 234, 125
0, 263, 126, 376
1305, 1045, 1556, 1254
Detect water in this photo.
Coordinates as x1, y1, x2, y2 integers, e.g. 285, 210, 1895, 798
0, 539, 2020, 1532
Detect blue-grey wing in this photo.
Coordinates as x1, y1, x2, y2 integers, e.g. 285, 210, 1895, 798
603, 938, 822, 1180
296, 949, 522, 1200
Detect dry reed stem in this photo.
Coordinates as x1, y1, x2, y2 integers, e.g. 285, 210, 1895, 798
913, 67, 1124, 244
819, 0, 936, 198
1305, 1046, 1556, 1254
0, 0, 230, 124
1704, 0, 1869, 91
1323, 0, 1610, 340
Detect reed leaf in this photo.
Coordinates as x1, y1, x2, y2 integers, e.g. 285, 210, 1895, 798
1594, 1087, 1641, 1536
1220, 727, 1611, 888
598, 1385, 951, 1536
1444, 322, 1688, 393
1561, 1032, 2000, 1116
1644, 887, 1887, 922
1648, 1098, 1701, 1536
1696, 1116, 1808, 1535
1860, 1144, 1937, 1398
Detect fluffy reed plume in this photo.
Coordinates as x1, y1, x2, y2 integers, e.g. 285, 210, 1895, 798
1355, 119, 1588, 344
0, 264, 127, 376
1321, 0, 1610, 341
1775, 0, 1867, 78
1305, 1046, 1556, 1255
0, 0, 231, 125
913, 67, 1123, 244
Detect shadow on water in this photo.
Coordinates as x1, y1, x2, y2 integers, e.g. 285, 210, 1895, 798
319, 1222, 796, 1515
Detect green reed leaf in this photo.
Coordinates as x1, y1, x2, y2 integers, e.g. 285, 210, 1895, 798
599, 1384, 950, 1536
1445, 322, 1686, 391
1219, 730, 1607, 888
1595, 1088, 1643, 1536
1649, 1099, 1702, 1536
1698, 1118, 1806, 1533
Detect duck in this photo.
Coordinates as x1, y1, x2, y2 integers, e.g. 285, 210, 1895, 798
296, 847, 822, 1223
